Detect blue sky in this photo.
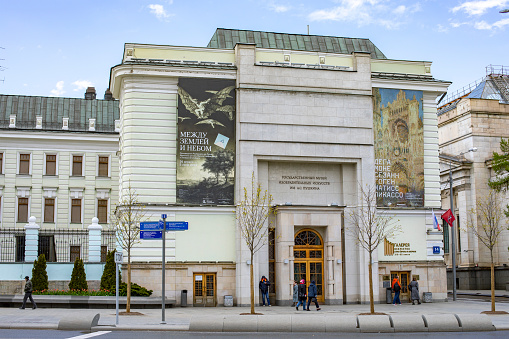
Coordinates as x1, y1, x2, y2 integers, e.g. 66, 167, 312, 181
1, 0, 508, 100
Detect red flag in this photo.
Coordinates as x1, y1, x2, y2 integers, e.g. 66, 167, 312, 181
441, 209, 455, 227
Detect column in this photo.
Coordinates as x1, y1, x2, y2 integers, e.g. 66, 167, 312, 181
24, 216, 40, 262
88, 217, 102, 262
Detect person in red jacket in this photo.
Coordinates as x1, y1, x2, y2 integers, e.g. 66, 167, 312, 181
392, 276, 402, 305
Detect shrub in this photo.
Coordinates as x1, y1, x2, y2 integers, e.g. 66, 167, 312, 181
68, 258, 88, 291
100, 250, 121, 291
116, 282, 153, 297
31, 254, 48, 291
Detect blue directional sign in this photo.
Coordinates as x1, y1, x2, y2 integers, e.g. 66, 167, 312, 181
432, 246, 440, 254
161, 214, 167, 219
166, 221, 188, 231
140, 230, 162, 239
140, 221, 162, 231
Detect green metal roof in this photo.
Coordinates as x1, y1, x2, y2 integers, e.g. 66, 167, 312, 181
207, 28, 387, 59
0, 95, 119, 133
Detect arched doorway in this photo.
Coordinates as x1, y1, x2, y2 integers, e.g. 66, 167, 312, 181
293, 229, 324, 303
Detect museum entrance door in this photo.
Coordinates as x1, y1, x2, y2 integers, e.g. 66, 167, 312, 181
293, 229, 324, 303
193, 273, 216, 307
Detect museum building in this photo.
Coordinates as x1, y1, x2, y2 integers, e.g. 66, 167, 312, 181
109, 28, 451, 306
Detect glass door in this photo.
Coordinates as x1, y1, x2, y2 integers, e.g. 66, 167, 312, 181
193, 273, 216, 306
293, 229, 324, 303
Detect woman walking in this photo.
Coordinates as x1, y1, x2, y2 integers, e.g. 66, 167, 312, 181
409, 277, 421, 305
292, 281, 298, 307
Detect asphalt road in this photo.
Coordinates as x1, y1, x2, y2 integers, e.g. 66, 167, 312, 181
0, 330, 508, 339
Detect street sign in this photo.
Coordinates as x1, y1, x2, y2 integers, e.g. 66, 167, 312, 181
161, 214, 167, 219
159, 221, 189, 231
140, 230, 163, 239
432, 246, 441, 254
114, 251, 123, 264
140, 221, 162, 230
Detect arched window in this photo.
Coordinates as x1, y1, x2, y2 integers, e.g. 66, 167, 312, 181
295, 230, 322, 246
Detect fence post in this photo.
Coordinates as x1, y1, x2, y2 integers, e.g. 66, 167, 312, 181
24, 216, 40, 262
88, 217, 102, 262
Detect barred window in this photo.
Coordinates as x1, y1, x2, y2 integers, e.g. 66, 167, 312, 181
72, 156, 83, 176
71, 199, 81, 223
18, 198, 28, 222
46, 154, 56, 175
19, 154, 30, 175
98, 156, 109, 177
44, 198, 55, 223
443, 220, 449, 254
0, 153, 3, 174
70, 245, 80, 263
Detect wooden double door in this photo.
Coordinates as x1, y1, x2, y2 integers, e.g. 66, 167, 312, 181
193, 273, 216, 307
293, 229, 324, 303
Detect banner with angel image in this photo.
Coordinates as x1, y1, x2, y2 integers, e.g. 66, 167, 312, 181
177, 78, 235, 205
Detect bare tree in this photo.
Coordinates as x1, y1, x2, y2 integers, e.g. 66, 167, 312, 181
348, 184, 401, 314
111, 182, 146, 313
467, 189, 507, 313
237, 173, 274, 314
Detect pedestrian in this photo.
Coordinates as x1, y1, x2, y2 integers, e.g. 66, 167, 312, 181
392, 275, 402, 305
259, 275, 271, 306
296, 279, 307, 310
306, 280, 321, 311
19, 276, 37, 310
292, 280, 298, 307
408, 277, 421, 305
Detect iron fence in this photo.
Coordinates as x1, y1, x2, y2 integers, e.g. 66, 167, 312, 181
0, 228, 25, 262
101, 230, 117, 261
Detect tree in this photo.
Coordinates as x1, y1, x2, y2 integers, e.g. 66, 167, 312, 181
69, 258, 88, 290
111, 182, 146, 313
488, 138, 509, 191
467, 190, 507, 313
202, 150, 234, 184
237, 173, 274, 314
348, 184, 401, 314
100, 250, 121, 292
31, 254, 48, 291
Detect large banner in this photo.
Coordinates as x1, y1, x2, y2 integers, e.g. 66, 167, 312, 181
177, 78, 235, 205
373, 88, 424, 207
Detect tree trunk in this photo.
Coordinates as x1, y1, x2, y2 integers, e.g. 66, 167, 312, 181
369, 252, 374, 314
127, 249, 131, 313
250, 252, 255, 314
491, 254, 495, 312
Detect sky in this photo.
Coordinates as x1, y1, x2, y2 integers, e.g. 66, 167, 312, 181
1, 0, 508, 101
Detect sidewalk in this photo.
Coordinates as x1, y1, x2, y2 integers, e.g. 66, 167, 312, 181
0, 293, 508, 332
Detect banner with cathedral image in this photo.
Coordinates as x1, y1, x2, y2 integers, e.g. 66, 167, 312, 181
373, 88, 424, 207
177, 78, 235, 205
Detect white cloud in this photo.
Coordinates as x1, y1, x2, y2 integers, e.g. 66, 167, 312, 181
451, 0, 509, 16
50, 81, 65, 96
270, 4, 291, 13
308, 0, 417, 28
148, 4, 172, 20
437, 24, 449, 32
474, 17, 509, 29
72, 80, 94, 92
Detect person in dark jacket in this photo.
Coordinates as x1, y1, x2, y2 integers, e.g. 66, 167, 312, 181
392, 276, 402, 305
296, 279, 307, 310
19, 276, 37, 309
408, 277, 421, 305
259, 276, 271, 306
306, 280, 321, 311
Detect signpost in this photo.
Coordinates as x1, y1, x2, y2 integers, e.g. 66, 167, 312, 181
141, 216, 188, 324
114, 251, 123, 326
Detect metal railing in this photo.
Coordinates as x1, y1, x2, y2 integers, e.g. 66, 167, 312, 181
0, 228, 25, 262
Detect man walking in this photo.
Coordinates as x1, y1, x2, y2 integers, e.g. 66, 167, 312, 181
20, 276, 37, 309
306, 280, 321, 311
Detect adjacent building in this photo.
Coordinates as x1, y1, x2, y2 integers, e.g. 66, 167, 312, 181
438, 65, 509, 290
109, 28, 450, 306
0, 89, 119, 292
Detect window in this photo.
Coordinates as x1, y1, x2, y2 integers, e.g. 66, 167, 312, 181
16, 236, 25, 262
98, 156, 109, 177
101, 246, 108, 262
44, 198, 55, 223
456, 215, 461, 252
46, 154, 56, 175
71, 199, 81, 223
19, 154, 30, 175
72, 156, 83, 176
18, 197, 29, 222
97, 199, 108, 224
443, 220, 449, 254
70, 245, 80, 262
0, 152, 3, 174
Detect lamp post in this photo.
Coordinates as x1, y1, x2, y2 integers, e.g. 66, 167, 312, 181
449, 147, 477, 301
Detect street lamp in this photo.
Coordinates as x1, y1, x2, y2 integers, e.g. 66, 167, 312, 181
449, 147, 477, 301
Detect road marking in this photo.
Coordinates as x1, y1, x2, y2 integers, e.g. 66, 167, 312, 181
66, 331, 111, 339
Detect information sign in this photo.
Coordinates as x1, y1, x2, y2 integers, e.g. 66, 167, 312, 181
140, 231, 163, 239
114, 251, 123, 264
